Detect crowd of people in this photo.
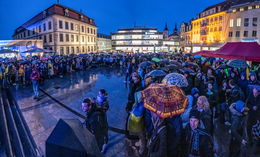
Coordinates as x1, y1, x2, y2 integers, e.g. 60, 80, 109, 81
1, 52, 259, 157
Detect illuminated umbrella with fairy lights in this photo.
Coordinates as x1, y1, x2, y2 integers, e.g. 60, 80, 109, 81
162, 73, 188, 87
141, 83, 188, 118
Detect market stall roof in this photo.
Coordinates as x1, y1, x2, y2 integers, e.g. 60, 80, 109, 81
192, 42, 260, 62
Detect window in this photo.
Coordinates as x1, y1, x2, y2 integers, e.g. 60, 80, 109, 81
235, 31, 240, 37
59, 20, 63, 29
49, 34, 52, 42
244, 18, 249, 27
71, 23, 74, 30
230, 19, 234, 27
82, 36, 84, 42
228, 31, 233, 37
48, 21, 52, 30
219, 16, 223, 21
93, 29, 96, 34
60, 33, 64, 42
76, 35, 79, 42
253, 17, 257, 26
65, 22, 69, 30
24, 32, 26, 37
28, 30, 30, 36
90, 28, 93, 34
81, 26, 84, 32
243, 31, 248, 37
43, 23, 46, 31
252, 31, 257, 37
44, 35, 47, 43
32, 28, 35, 35
82, 46, 85, 52
87, 28, 89, 33
219, 27, 222, 31
71, 47, 74, 54
66, 34, 69, 42
71, 35, 74, 42
75, 24, 78, 31
88, 36, 90, 42
39, 26, 41, 33
237, 18, 241, 27
60, 47, 64, 54
66, 47, 70, 54
215, 17, 218, 21
214, 27, 217, 32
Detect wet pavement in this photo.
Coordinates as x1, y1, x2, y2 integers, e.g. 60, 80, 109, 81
13, 67, 129, 157
12, 67, 258, 157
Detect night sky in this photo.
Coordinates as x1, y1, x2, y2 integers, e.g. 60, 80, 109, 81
0, 0, 222, 39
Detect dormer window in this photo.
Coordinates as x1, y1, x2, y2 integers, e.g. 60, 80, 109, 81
64, 8, 69, 16
80, 15, 84, 21
43, 11, 47, 18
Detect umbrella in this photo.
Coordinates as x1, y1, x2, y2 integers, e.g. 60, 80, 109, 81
139, 61, 153, 69
152, 57, 160, 62
194, 55, 202, 59
145, 70, 167, 78
162, 73, 188, 87
141, 83, 188, 118
169, 61, 182, 67
0, 49, 18, 54
248, 85, 260, 92
216, 64, 230, 69
184, 53, 192, 57
46, 119, 102, 157
185, 62, 199, 69
180, 67, 195, 74
227, 59, 248, 68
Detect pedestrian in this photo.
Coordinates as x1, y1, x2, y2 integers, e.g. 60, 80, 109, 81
30, 67, 40, 99
229, 100, 249, 157
82, 98, 108, 153
147, 111, 167, 157
181, 109, 213, 157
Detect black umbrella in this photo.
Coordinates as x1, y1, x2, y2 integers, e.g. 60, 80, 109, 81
216, 64, 230, 69
145, 69, 167, 78
139, 61, 153, 69
185, 62, 199, 69
46, 119, 103, 157
227, 59, 248, 68
169, 61, 182, 68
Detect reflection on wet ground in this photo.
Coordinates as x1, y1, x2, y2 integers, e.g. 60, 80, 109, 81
13, 67, 257, 157
13, 67, 128, 157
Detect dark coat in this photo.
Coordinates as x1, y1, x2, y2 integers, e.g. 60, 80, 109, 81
181, 125, 213, 157
85, 106, 108, 150
147, 123, 168, 157
165, 116, 183, 157
238, 79, 248, 94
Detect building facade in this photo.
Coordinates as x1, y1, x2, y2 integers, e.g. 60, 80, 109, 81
13, 4, 97, 55
111, 27, 163, 53
180, 0, 260, 52
227, 2, 260, 42
97, 33, 112, 52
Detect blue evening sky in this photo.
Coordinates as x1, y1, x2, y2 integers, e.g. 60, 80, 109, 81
0, 0, 221, 39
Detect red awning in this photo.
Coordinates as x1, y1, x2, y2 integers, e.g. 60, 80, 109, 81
192, 42, 260, 62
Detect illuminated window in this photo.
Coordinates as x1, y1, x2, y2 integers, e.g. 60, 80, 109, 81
232, 9, 236, 12
237, 18, 241, 27
230, 19, 234, 27
248, 6, 252, 10
256, 5, 259, 8
240, 8, 244, 11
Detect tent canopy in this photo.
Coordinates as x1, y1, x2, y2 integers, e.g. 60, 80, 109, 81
192, 42, 260, 62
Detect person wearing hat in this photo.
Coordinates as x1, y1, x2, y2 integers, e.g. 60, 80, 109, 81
248, 72, 260, 86
181, 109, 213, 157
229, 100, 249, 157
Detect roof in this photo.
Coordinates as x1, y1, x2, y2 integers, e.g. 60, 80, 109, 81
14, 4, 96, 34
118, 26, 158, 31
193, 42, 260, 62
97, 33, 111, 39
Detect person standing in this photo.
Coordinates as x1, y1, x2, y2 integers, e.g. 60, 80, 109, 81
30, 67, 40, 99
181, 109, 213, 157
82, 98, 108, 153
